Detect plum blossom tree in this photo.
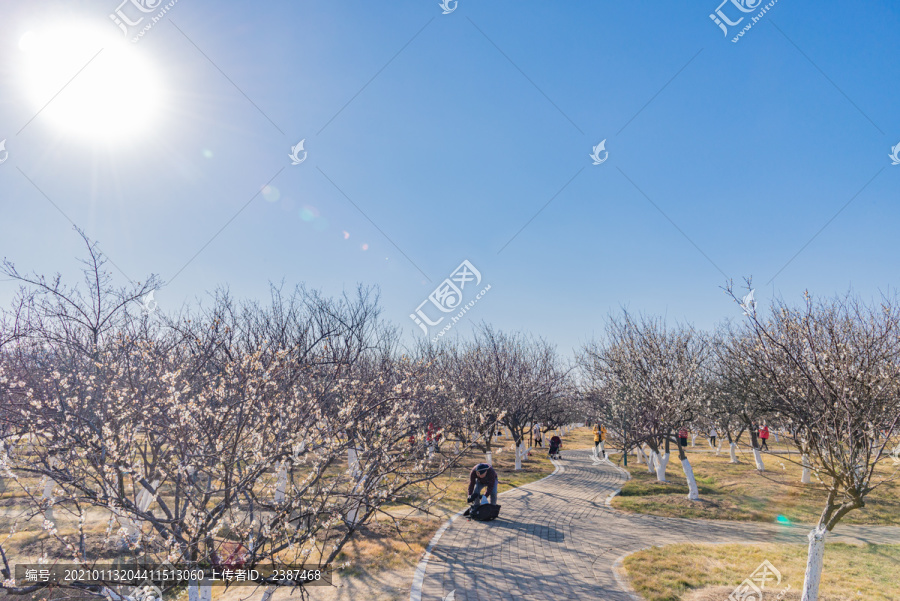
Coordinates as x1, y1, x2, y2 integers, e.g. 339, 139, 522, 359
0, 238, 471, 601
581, 313, 710, 499
726, 283, 900, 601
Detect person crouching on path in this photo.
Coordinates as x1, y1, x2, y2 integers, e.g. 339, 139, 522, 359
468, 463, 498, 505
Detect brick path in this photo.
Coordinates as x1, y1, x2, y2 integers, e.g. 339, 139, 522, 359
412, 448, 900, 601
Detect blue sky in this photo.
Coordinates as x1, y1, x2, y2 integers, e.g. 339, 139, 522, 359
1, 0, 898, 355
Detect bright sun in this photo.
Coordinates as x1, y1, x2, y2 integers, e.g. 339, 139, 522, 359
20, 22, 162, 141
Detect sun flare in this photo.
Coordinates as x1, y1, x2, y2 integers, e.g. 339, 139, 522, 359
19, 22, 162, 141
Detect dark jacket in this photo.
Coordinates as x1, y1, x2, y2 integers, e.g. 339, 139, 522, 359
468, 464, 498, 496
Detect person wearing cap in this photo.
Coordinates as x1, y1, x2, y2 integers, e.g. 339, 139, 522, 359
468, 463, 498, 505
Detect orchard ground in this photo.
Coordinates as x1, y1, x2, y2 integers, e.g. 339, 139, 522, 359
2, 426, 898, 601
625, 542, 900, 601
0, 431, 558, 601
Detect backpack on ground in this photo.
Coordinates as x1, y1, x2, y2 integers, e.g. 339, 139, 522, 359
467, 503, 501, 521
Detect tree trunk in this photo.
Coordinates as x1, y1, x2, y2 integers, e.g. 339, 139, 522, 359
636, 446, 645, 464
599, 441, 606, 459
188, 580, 212, 601
514, 443, 525, 470
729, 442, 738, 463
259, 585, 277, 601
348, 448, 361, 480
752, 447, 765, 471
651, 451, 668, 482
800, 526, 827, 601
485, 451, 492, 464
681, 458, 700, 500
691, 433, 697, 447
274, 462, 288, 504
801, 454, 811, 484
646, 449, 656, 474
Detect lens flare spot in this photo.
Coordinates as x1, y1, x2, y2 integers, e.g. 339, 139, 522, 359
776, 515, 791, 525
299, 205, 319, 222
262, 185, 280, 203
202, 149, 213, 159
342, 231, 350, 240
361, 243, 369, 251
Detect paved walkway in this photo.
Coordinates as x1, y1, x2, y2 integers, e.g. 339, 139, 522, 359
413, 448, 900, 601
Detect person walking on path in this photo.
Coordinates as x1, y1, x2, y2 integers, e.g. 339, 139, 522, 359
759, 423, 770, 451
593, 423, 608, 458
678, 427, 689, 448
593, 423, 607, 448
533, 423, 543, 448
708, 425, 717, 448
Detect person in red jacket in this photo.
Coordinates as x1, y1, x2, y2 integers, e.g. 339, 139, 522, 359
759, 424, 770, 451
467, 463, 498, 505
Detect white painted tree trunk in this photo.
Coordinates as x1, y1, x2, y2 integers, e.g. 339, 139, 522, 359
0, 441, 6, 494
752, 447, 765, 471
635, 446, 645, 464
801, 454, 811, 484
729, 442, 738, 463
199, 580, 212, 601
188, 579, 211, 601
773, 430, 780, 442
691, 433, 697, 447
659, 453, 670, 481
259, 585, 277, 601
715, 442, 722, 456
485, 451, 492, 464
41, 456, 57, 500
119, 479, 160, 545
651, 451, 668, 482
646, 450, 656, 474
274, 462, 288, 504
800, 526, 827, 601
514, 443, 526, 470
346, 476, 367, 527
348, 448, 361, 480
599, 441, 606, 459
681, 458, 700, 500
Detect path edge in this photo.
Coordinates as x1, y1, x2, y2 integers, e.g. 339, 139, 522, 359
611, 548, 651, 601
409, 456, 563, 601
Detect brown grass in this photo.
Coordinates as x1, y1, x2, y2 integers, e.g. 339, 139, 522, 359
0, 428, 574, 600
623, 542, 900, 601
609, 443, 900, 526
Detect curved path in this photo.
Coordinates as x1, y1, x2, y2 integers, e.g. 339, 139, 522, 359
413, 448, 900, 601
